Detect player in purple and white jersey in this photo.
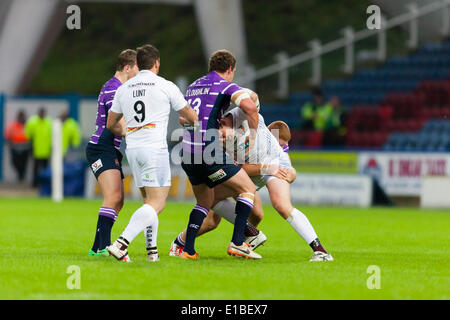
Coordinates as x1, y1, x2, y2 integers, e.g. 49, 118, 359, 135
174, 50, 261, 260
85, 49, 139, 257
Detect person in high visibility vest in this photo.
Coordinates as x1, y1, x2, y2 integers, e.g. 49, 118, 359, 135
25, 108, 52, 188
4, 110, 30, 181
301, 88, 326, 130
60, 110, 81, 157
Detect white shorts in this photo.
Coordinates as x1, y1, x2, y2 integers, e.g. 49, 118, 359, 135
126, 147, 171, 188
251, 175, 275, 191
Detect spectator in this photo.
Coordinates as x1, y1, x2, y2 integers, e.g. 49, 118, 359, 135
321, 96, 347, 146
25, 108, 52, 188
60, 110, 81, 157
4, 110, 30, 182
301, 87, 325, 130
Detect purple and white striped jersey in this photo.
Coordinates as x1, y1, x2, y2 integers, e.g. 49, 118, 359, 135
182, 71, 243, 154
89, 77, 122, 150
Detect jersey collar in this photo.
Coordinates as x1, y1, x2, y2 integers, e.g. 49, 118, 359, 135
139, 70, 156, 76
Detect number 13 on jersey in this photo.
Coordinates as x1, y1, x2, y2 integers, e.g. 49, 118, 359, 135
188, 98, 201, 115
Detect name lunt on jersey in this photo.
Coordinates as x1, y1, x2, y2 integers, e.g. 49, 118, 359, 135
133, 89, 146, 97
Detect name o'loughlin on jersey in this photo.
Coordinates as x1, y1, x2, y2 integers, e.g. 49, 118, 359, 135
185, 87, 210, 97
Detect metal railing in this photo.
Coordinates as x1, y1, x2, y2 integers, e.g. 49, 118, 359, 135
236, 0, 450, 98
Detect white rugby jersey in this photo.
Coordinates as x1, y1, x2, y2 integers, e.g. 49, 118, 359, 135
110, 70, 187, 149
225, 107, 288, 167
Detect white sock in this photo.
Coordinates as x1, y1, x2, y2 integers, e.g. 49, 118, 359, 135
145, 213, 159, 250
212, 198, 237, 224
286, 208, 318, 245
121, 204, 157, 243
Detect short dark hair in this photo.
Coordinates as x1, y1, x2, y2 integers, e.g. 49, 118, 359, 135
208, 50, 236, 73
116, 49, 137, 71
136, 44, 160, 70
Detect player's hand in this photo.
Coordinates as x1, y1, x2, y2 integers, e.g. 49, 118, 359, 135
273, 168, 289, 181
284, 168, 297, 183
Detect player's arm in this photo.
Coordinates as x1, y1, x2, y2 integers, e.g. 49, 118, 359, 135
106, 88, 126, 137
241, 164, 261, 177
118, 117, 127, 137
178, 104, 198, 125
241, 163, 286, 178
168, 81, 198, 125
106, 111, 125, 137
231, 90, 259, 132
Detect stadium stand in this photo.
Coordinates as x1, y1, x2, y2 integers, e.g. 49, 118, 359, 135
260, 39, 450, 151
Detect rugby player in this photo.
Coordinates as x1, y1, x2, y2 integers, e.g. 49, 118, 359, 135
86, 49, 138, 257
179, 50, 261, 260
172, 90, 333, 262
106, 44, 198, 262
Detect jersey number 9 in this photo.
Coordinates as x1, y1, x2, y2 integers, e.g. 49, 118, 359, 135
134, 100, 146, 123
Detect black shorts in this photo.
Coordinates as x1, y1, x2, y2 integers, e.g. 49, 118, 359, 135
181, 152, 241, 188
85, 143, 124, 180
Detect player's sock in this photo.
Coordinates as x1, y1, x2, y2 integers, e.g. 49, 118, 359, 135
184, 204, 209, 255
286, 208, 327, 253
121, 204, 157, 243
309, 238, 327, 254
244, 222, 260, 237
232, 195, 254, 246
213, 199, 259, 237
98, 207, 118, 250
174, 232, 185, 247
90, 218, 101, 252
145, 214, 159, 251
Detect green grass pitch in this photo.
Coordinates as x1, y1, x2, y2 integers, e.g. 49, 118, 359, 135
0, 197, 449, 300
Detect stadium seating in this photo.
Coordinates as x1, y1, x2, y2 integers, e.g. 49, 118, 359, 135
259, 38, 450, 151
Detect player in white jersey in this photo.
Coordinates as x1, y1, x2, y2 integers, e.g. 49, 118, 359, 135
170, 90, 333, 261
106, 44, 198, 262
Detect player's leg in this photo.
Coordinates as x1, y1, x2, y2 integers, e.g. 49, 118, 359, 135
85, 144, 125, 257
109, 148, 170, 262
244, 192, 267, 249
220, 168, 261, 259
169, 182, 234, 257
171, 185, 263, 256
91, 169, 124, 256
140, 188, 160, 262
212, 192, 266, 250
266, 178, 333, 261
170, 210, 222, 257
109, 186, 169, 262
249, 191, 264, 227
182, 183, 214, 259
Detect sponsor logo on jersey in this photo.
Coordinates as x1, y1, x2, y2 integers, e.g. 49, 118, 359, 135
208, 169, 227, 182
127, 123, 156, 132
91, 159, 103, 173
